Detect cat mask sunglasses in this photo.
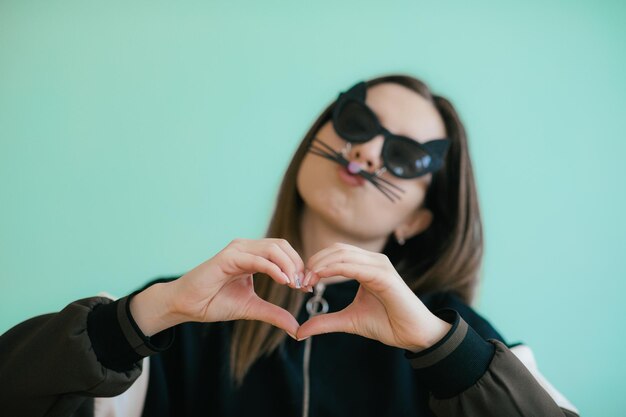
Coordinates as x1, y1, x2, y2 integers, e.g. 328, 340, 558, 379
308, 81, 451, 202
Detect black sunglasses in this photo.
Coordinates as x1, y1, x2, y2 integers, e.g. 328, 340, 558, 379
332, 81, 450, 179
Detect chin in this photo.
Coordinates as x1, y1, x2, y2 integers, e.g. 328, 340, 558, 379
311, 188, 350, 218
316, 200, 391, 239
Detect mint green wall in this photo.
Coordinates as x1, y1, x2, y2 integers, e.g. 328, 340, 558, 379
1, 1, 624, 415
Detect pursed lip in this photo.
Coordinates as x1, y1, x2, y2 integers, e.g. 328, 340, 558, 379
337, 165, 366, 187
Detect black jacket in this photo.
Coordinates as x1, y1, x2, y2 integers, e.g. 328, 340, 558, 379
0, 277, 579, 417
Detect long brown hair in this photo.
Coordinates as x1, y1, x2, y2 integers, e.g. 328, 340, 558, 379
230, 74, 483, 385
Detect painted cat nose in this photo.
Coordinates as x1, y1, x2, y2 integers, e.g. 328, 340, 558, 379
347, 136, 384, 172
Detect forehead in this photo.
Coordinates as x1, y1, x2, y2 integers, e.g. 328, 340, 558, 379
364, 83, 446, 142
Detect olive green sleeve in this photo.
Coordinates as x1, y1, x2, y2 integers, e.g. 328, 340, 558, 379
0, 297, 147, 416
407, 310, 579, 417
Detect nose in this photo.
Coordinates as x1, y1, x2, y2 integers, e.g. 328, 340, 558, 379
347, 135, 385, 173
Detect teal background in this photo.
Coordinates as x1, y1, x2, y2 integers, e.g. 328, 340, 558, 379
1, 1, 624, 415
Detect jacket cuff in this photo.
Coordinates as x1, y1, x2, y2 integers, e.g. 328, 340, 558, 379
405, 309, 495, 399
87, 292, 174, 372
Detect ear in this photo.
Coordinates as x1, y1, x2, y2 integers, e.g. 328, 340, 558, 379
394, 208, 433, 242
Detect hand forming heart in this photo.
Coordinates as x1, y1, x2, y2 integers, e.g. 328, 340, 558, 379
130, 239, 451, 352
297, 242, 452, 352
131, 238, 306, 337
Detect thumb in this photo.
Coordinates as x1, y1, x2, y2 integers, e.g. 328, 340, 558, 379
296, 309, 355, 340
244, 295, 300, 339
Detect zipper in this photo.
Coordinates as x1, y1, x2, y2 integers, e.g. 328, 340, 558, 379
301, 282, 329, 417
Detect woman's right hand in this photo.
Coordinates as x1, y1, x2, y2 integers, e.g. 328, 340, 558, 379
129, 238, 306, 339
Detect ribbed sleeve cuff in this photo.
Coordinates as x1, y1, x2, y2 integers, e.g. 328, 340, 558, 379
87, 293, 174, 372
405, 309, 495, 399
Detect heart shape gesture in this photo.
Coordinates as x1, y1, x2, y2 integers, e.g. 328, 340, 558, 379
131, 239, 450, 352
297, 243, 452, 352
131, 238, 309, 338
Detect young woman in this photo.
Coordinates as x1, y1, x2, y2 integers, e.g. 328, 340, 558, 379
0, 75, 579, 417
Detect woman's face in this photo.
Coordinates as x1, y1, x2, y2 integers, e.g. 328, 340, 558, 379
296, 82, 447, 241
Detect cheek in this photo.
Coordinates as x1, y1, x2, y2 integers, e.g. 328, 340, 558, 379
296, 154, 358, 231
296, 153, 341, 205
296, 126, 345, 200
296, 154, 322, 194
295, 136, 431, 239
400, 180, 429, 211
344, 182, 429, 238
377, 180, 429, 224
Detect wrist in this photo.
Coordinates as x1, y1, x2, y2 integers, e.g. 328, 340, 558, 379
129, 282, 184, 337
405, 315, 453, 353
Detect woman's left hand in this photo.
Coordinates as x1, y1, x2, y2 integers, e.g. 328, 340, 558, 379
296, 243, 452, 352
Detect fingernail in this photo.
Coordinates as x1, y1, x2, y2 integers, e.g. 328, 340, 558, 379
303, 271, 312, 286
287, 332, 297, 340
296, 336, 310, 342
282, 272, 291, 285
295, 272, 303, 289
307, 286, 313, 293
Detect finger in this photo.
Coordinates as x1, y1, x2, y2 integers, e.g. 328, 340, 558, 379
304, 270, 323, 288
303, 269, 314, 287
232, 252, 291, 285
304, 243, 371, 286
304, 267, 344, 288
305, 243, 372, 281
311, 249, 374, 274
267, 238, 306, 287
296, 308, 356, 340
305, 242, 355, 272
304, 248, 373, 287
314, 262, 394, 293
243, 240, 300, 287
243, 295, 300, 338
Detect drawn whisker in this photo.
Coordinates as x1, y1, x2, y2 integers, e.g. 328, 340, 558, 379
308, 148, 337, 161
369, 173, 404, 193
359, 170, 405, 197
308, 145, 339, 157
369, 179, 397, 202
358, 168, 405, 198
311, 138, 342, 155
307, 137, 403, 203
361, 173, 403, 202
